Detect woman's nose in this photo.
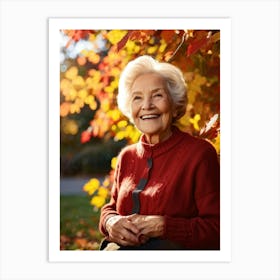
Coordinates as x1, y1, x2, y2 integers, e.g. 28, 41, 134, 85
141, 97, 154, 110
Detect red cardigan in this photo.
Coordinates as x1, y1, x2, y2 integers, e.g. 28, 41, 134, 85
99, 126, 220, 249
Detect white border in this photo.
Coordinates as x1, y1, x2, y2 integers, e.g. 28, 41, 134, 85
49, 18, 231, 262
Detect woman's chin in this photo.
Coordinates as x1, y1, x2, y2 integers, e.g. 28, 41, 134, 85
139, 127, 162, 138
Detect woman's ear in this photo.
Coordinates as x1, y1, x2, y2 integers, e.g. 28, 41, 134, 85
172, 108, 178, 119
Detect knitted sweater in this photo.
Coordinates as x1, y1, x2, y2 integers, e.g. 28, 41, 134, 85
99, 126, 220, 249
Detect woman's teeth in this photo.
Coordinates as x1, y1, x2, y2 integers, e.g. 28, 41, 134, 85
140, 114, 159, 120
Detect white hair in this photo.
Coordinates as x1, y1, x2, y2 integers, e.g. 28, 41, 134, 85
117, 55, 187, 122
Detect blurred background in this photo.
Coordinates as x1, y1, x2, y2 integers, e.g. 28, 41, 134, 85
59, 29, 220, 250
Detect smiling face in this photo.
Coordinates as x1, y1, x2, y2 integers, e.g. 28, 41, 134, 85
130, 73, 176, 144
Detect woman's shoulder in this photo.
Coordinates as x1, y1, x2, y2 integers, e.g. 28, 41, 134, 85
117, 142, 138, 158
177, 128, 218, 156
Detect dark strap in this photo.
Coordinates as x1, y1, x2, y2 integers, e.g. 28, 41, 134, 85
131, 157, 153, 214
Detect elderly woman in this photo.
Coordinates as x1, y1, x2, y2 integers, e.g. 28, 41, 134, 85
99, 55, 220, 250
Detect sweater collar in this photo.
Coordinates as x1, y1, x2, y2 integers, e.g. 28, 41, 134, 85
136, 126, 185, 158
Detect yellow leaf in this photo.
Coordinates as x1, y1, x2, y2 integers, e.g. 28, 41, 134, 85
88, 33, 96, 42
126, 40, 138, 53
128, 127, 141, 143
89, 101, 97, 110
117, 120, 128, 128
104, 85, 115, 93
111, 67, 121, 77
90, 196, 106, 208
147, 45, 158, 54
78, 89, 88, 99
211, 133, 220, 154
98, 187, 109, 198
60, 78, 71, 91
84, 95, 94, 104
112, 124, 117, 131
114, 131, 126, 141
101, 100, 110, 112
72, 76, 85, 89
189, 114, 201, 131
65, 66, 78, 80
107, 30, 127, 45
70, 103, 79, 114
159, 40, 167, 53
83, 178, 100, 195
68, 88, 77, 101
74, 98, 84, 108
111, 157, 117, 170
109, 110, 121, 121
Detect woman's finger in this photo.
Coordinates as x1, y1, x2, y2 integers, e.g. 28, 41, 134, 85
123, 219, 140, 235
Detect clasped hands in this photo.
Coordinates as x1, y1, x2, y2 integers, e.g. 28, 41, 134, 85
105, 214, 165, 247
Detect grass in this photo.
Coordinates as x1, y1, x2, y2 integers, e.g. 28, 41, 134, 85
60, 195, 103, 250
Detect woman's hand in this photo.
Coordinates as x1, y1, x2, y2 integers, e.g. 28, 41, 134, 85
105, 215, 141, 246
128, 214, 165, 239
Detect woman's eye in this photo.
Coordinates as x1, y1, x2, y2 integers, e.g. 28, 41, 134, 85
154, 93, 163, 98
132, 95, 141, 101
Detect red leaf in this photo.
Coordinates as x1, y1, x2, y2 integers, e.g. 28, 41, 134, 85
72, 30, 91, 42
129, 30, 155, 44
116, 30, 156, 51
187, 37, 209, 57
64, 30, 92, 49
81, 131, 91, 143
116, 31, 133, 52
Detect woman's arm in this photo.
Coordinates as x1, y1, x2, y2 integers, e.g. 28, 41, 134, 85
164, 148, 220, 249
163, 190, 220, 249
99, 158, 143, 246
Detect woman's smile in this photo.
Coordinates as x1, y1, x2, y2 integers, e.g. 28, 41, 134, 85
140, 114, 160, 120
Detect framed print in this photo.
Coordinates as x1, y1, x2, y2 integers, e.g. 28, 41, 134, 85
1, 0, 279, 279
48, 17, 231, 262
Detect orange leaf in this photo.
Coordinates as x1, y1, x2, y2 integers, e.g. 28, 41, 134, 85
74, 238, 87, 248
161, 30, 175, 43
77, 56, 86, 66
89, 228, 96, 237
60, 102, 71, 117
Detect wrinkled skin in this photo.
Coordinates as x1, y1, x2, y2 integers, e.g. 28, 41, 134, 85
106, 214, 164, 247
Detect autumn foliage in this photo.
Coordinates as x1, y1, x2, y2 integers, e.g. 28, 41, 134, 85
60, 29, 220, 212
